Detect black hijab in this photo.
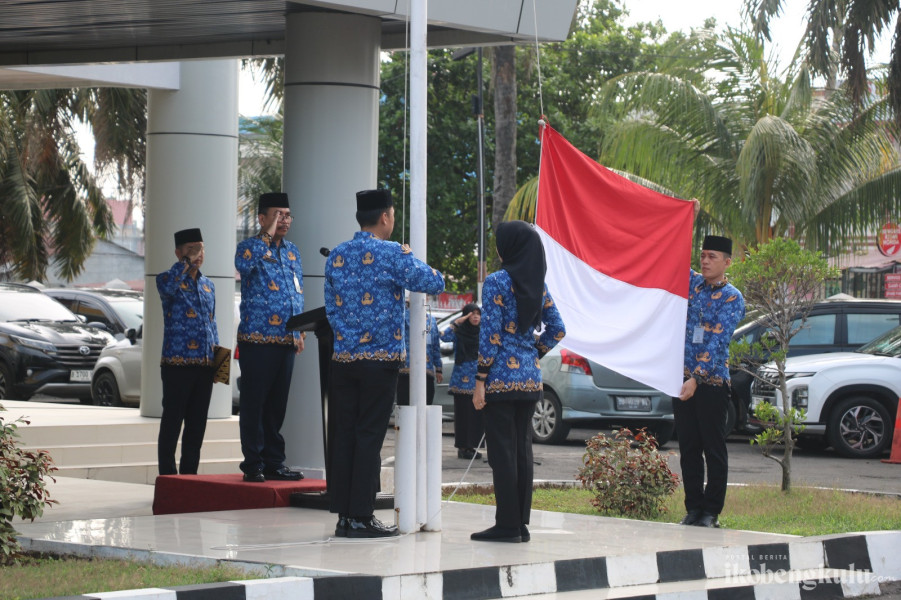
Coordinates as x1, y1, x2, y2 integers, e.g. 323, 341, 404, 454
495, 220, 547, 333
454, 302, 480, 364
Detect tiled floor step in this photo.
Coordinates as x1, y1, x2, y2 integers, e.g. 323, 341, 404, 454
16, 416, 239, 447
57, 457, 242, 484
31, 437, 241, 466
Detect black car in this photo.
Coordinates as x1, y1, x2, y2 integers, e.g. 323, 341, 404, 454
43, 288, 143, 337
729, 294, 901, 432
0, 283, 115, 401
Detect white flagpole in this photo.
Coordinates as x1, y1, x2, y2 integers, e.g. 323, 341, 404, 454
396, 0, 431, 533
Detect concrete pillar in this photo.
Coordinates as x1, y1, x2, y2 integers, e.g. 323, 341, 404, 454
281, 11, 382, 474
141, 59, 239, 419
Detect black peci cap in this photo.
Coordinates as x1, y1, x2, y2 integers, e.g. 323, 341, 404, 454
356, 189, 392, 212
702, 235, 733, 255
258, 192, 289, 214
174, 228, 203, 247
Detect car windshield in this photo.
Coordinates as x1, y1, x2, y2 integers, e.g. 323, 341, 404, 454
0, 291, 80, 322
857, 325, 901, 357
108, 298, 144, 330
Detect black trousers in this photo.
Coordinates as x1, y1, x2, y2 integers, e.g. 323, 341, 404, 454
453, 392, 485, 449
328, 360, 399, 518
158, 364, 214, 475
237, 342, 295, 474
672, 382, 729, 515
395, 372, 435, 406
484, 399, 536, 529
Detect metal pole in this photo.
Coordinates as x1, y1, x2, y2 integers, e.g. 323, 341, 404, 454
476, 47, 486, 304
410, 0, 429, 528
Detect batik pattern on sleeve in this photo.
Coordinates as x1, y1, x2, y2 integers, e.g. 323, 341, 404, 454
325, 231, 444, 364
156, 262, 219, 366
235, 235, 304, 346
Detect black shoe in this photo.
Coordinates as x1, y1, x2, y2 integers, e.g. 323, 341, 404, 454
471, 525, 521, 543
335, 515, 348, 537
679, 510, 702, 525
264, 466, 304, 481
457, 448, 483, 460
521, 525, 530, 542
694, 512, 720, 528
243, 470, 265, 483
346, 516, 399, 538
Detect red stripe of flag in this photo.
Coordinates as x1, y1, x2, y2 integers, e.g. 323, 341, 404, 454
535, 125, 693, 299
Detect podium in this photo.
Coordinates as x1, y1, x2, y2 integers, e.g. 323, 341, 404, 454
286, 306, 334, 506
285, 307, 393, 510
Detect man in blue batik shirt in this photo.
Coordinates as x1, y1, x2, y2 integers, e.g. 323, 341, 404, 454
675, 229, 745, 529
235, 192, 305, 483
156, 227, 218, 476
325, 188, 445, 538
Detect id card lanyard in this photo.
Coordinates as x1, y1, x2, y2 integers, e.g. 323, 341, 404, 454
693, 308, 705, 344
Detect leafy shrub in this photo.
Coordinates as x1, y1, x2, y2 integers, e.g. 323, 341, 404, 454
0, 404, 57, 564
577, 427, 679, 519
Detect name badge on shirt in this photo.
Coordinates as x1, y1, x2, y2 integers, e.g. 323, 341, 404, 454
293, 273, 301, 293
692, 326, 705, 344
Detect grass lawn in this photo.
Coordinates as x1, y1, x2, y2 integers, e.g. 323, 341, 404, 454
445, 483, 901, 536
0, 555, 255, 600
4, 484, 899, 599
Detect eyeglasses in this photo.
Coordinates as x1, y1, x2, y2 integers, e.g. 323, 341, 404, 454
277, 214, 293, 222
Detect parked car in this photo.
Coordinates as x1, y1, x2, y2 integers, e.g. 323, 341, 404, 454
434, 310, 674, 445
730, 295, 901, 433
90, 294, 242, 411
43, 288, 144, 337
749, 324, 901, 458
0, 283, 115, 401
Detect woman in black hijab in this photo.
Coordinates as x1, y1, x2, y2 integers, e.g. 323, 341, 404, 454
440, 302, 484, 459
471, 220, 566, 543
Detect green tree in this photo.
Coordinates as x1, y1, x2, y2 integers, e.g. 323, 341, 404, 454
594, 28, 901, 254
378, 50, 484, 293
237, 114, 284, 239
728, 238, 839, 492
0, 90, 117, 282
745, 0, 901, 124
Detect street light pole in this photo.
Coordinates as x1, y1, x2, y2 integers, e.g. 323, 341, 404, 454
452, 46, 487, 304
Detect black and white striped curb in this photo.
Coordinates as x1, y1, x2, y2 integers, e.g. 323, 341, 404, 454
32, 531, 900, 600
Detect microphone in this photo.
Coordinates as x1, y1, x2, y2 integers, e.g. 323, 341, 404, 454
319, 247, 330, 257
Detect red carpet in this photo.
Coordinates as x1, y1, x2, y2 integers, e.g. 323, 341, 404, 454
152, 473, 327, 515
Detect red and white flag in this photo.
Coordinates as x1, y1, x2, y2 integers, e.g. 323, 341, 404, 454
535, 125, 694, 397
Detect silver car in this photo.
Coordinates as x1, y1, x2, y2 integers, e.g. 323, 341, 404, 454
434, 310, 673, 445
90, 296, 242, 411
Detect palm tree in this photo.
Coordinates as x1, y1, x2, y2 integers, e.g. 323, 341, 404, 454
0, 89, 118, 282
237, 114, 283, 237
745, 0, 901, 124
508, 29, 901, 256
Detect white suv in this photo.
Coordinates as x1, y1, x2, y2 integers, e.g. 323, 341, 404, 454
750, 325, 901, 458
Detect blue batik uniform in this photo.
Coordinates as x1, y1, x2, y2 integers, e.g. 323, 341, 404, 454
235, 234, 304, 346
440, 327, 477, 395
156, 262, 219, 366
325, 231, 445, 364
477, 271, 566, 401
233, 233, 304, 477
155, 260, 219, 476
325, 229, 444, 521
400, 312, 442, 377
684, 269, 745, 386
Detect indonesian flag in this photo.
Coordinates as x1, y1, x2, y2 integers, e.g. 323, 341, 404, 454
535, 125, 694, 397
